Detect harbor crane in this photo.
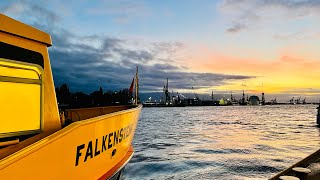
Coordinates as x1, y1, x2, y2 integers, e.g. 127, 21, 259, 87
163, 78, 170, 104
192, 87, 199, 100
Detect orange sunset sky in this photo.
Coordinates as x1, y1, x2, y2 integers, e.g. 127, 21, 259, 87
1, 0, 320, 101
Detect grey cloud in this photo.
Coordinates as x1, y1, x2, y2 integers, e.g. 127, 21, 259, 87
259, 0, 320, 9
101, 38, 123, 52
220, 0, 320, 33
226, 23, 246, 33
114, 48, 153, 63
1, 0, 60, 25
50, 33, 254, 93
140, 71, 254, 92
48, 28, 255, 93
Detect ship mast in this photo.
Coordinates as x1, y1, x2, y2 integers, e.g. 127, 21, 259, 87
135, 66, 139, 105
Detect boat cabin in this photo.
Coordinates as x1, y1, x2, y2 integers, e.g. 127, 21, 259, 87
0, 13, 61, 147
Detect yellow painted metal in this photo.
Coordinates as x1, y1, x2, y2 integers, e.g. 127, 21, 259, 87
0, 105, 141, 179
0, 14, 52, 46
0, 82, 41, 134
0, 59, 43, 137
0, 59, 42, 79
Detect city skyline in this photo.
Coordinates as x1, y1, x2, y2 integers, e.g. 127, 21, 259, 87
1, 0, 320, 101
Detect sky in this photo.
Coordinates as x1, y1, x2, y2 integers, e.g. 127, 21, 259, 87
1, 0, 320, 102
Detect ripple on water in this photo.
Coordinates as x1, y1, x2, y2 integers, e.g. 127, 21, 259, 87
125, 161, 187, 178
225, 164, 281, 174
192, 149, 226, 154
129, 154, 168, 163
254, 144, 281, 152
146, 142, 177, 150
124, 105, 320, 179
192, 148, 252, 155
183, 160, 220, 168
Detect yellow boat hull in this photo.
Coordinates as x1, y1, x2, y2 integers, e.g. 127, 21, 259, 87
0, 105, 142, 179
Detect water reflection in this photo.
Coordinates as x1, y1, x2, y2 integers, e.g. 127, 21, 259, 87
124, 105, 319, 179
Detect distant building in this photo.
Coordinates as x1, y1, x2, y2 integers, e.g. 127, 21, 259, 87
249, 95, 260, 105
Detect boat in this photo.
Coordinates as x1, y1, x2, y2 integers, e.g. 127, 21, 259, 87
270, 148, 320, 179
239, 90, 248, 105
0, 13, 142, 179
248, 95, 260, 105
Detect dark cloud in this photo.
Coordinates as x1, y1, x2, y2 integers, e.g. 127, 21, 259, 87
140, 71, 253, 92
114, 48, 153, 64
49, 29, 254, 93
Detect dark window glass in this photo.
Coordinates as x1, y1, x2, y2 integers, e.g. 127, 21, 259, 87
0, 41, 44, 68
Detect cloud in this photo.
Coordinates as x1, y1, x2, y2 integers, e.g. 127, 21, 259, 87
219, 0, 320, 33
1, 1, 255, 94
47, 29, 254, 93
49, 32, 254, 93
0, 0, 60, 25
141, 71, 254, 92
226, 23, 246, 33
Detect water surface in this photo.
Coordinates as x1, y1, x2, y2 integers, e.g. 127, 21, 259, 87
124, 105, 320, 179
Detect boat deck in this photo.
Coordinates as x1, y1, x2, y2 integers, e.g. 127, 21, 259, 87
0, 105, 136, 161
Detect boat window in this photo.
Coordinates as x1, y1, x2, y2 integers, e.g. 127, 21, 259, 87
0, 42, 44, 68
0, 58, 43, 138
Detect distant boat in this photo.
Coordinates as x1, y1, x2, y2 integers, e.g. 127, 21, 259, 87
248, 95, 260, 106
239, 90, 248, 105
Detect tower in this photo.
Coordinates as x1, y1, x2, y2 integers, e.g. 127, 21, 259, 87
261, 93, 265, 105
163, 78, 170, 104
211, 91, 214, 100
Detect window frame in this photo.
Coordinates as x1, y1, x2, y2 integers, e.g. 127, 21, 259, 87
0, 58, 44, 138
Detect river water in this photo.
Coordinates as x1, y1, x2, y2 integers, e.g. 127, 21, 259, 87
123, 105, 320, 179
